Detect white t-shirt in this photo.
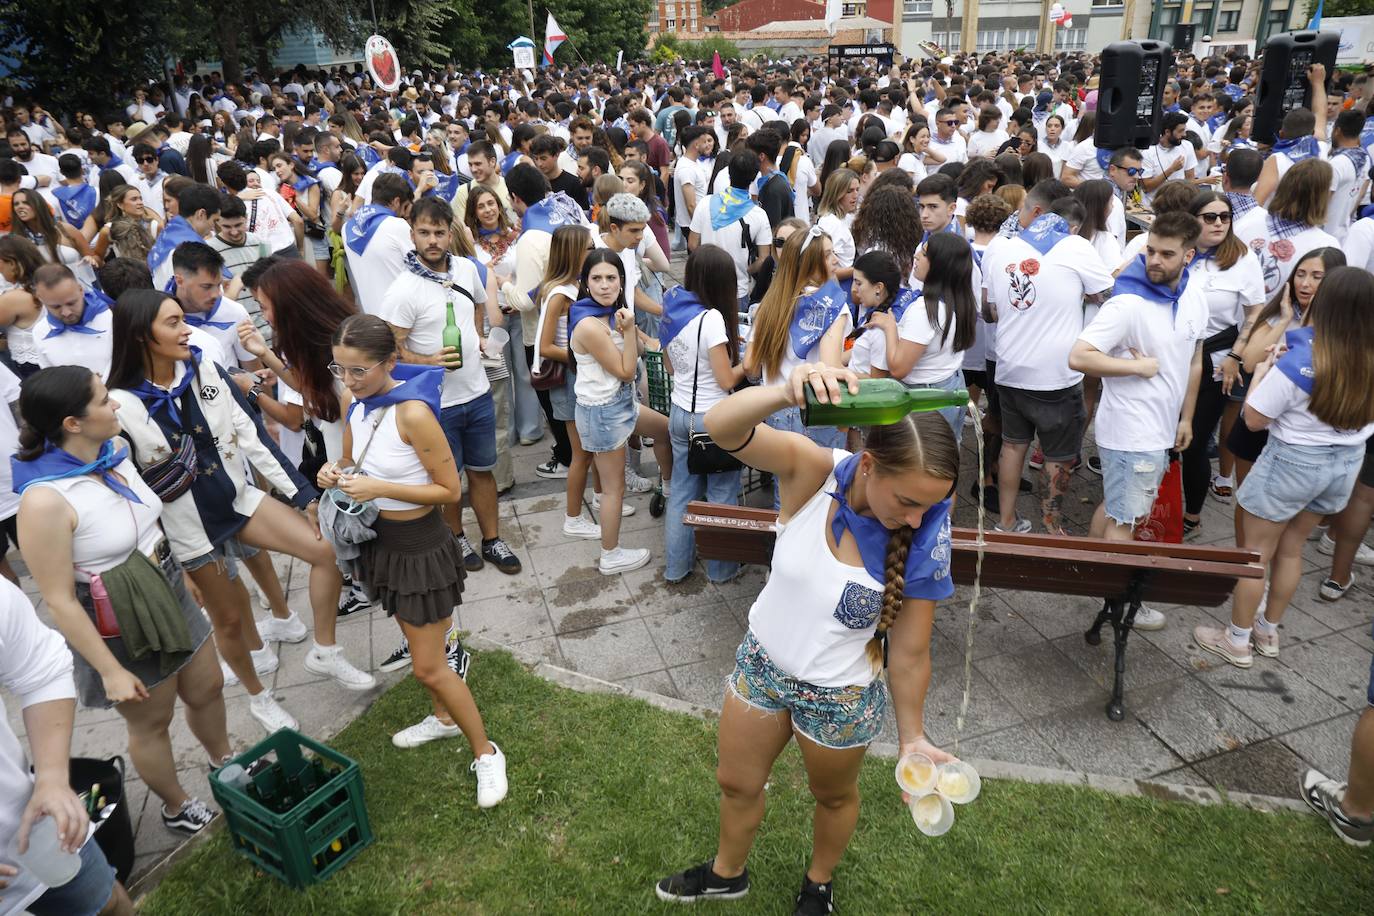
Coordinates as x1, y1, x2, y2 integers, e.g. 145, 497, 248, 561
345, 215, 413, 314
871, 296, 962, 384
666, 309, 732, 413
1247, 366, 1374, 447
1344, 217, 1374, 273
926, 132, 967, 166
378, 259, 491, 407
689, 197, 771, 300
1038, 138, 1073, 177
673, 156, 708, 229
1077, 282, 1209, 451
1191, 249, 1266, 337
1141, 143, 1197, 207
817, 212, 855, 269
1064, 138, 1106, 182
0, 365, 19, 520
897, 153, 928, 182
595, 234, 646, 303
242, 190, 297, 253
966, 129, 1008, 160
1106, 195, 1127, 249
791, 151, 819, 222
186, 296, 255, 365
1232, 209, 1338, 302
982, 234, 1114, 390
33, 309, 113, 379
1324, 152, 1365, 242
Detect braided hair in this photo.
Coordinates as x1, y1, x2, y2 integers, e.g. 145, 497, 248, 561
861, 411, 961, 673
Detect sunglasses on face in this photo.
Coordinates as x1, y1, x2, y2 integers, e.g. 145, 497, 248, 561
136, 155, 158, 164
1199, 211, 1232, 224
1118, 166, 1143, 177
941, 120, 958, 126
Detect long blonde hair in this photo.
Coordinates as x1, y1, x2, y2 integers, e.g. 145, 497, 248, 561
861, 413, 961, 673
1269, 158, 1333, 226
748, 229, 833, 381
817, 167, 857, 219
538, 224, 592, 307
1307, 266, 1374, 431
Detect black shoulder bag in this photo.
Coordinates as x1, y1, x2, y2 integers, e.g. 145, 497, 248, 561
686, 315, 743, 476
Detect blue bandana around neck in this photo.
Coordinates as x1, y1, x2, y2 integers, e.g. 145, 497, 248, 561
828, 453, 954, 600
657, 286, 707, 349
567, 296, 619, 339
1207, 113, 1228, 133
146, 215, 204, 274
97, 154, 125, 172
1360, 116, 1374, 154
1020, 214, 1070, 255
521, 191, 586, 235
1275, 326, 1316, 395
755, 169, 791, 197
1271, 135, 1322, 163
709, 186, 757, 230
789, 279, 848, 359
1095, 147, 1114, 172
11, 440, 143, 503
291, 174, 321, 193
343, 204, 398, 255
920, 216, 962, 246
53, 183, 98, 228
1113, 254, 1191, 323
357, 145, 381, 169
500, 149, 524, 175
45, 288, 113, 338
348, 362, 444, 420
184, 299, 235, 331
1331, 145, 1371, 180
130, 348, 202, 427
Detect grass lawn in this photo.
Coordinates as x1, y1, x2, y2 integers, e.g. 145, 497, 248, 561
140, 649, 1372, 915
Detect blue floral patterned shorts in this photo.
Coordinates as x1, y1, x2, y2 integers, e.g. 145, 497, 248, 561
728, 630, 888, 749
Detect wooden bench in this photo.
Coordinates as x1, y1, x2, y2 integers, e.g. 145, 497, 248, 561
684, 501, 1265, 720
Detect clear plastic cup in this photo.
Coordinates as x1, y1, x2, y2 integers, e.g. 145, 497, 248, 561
894, 752, 938, 795
935, 760, 981, 805
12, 815, 82, 887
908, 791, 955, 837
485, 326, 510, 354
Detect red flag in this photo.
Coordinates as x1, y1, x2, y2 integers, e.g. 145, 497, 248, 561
712, 51, 725, 81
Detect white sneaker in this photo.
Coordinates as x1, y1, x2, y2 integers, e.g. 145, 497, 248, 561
471, 742, 508, 809
256, 587, 272, 611
304, 646, 377, 691
218, 645, 278, 687
392, 714, 461, 748
1318, 533, 1374, 566
1131, 605, 1167, 631
257, 612, 308, 644
624, 467, 655, 493
591, 493, 635, 517
248, 691, 298, 733
220, 659, 238, 687
599, 546, 651, 575
562, 515, 603, 539
1308, 524, 1329, 542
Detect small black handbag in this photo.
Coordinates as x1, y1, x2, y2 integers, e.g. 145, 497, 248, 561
686, 315, 742, 476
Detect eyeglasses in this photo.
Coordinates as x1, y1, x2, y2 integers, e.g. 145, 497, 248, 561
941, 120, 958, 126
1199, 211, 1232, 224
1116, 166, 1143, 177
135, 155, 158, 164
326, 359, 386, 380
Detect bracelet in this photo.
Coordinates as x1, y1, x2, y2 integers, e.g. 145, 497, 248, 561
1224, 351, 1243, 362
721, 425, 757, 453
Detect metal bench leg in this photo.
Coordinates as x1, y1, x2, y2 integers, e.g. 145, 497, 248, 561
1084, 598, 1114, 646
1106, 600, 1136, 721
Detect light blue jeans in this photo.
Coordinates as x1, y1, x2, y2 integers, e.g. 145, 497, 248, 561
503, 317, 545, 444
905, 370, 966, 444
665, 404, 743, 583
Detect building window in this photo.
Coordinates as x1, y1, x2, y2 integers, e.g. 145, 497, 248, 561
1008, 28, 1038, 49
929, 31, 951, 49
903, 0, 933, 13
976, 30, 1007, 51
1217, 9, 1240, 32
1091, 0, 1124, 6
690, 17, 697, 30
649, 13, 659, 28
1054, 27, 1088, 50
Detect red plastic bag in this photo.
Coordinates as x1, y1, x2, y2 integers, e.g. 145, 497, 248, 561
1134, 456, 1183, 544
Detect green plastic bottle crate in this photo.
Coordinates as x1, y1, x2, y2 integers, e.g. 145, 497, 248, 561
209, 728, 372, 889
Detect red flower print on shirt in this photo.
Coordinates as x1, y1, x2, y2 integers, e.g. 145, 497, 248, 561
1269, 239, 1295, 262
1019, 258, 1040, 276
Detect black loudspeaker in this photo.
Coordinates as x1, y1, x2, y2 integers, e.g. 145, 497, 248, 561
1095, 40, 1175, 152
1251, 30, 1340, 146
1172, 24, 1197, 52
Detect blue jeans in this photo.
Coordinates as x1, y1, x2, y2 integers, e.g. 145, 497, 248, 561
666, 404, 743, 582
906, 370, 966, 444
503, 317, 545, 444
1099, 446, 1168, 527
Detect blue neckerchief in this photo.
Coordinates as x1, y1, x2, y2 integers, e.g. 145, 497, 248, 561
788, 279, 848, 359
1223, 84, 1244, 102
500, 149, 523, 175
53, 183, 97, 228
567, 296, 619, 339
857, 286, 919, 337
1113, 255, 1191, 324
347, 362, 444, 420
1207, 113, 1227, 133
755, 170, 791, 198
432, 171, 464, 200
45, 288, 112, 338
146, 215, 203, 274
11, 439, 143, 504
709, 186, 757, 230
658, 286, 706, 348
343, 204, 398, 255
1360, 117, 1374, 153
1275, 326, 1316, 395
184, 299, 235, 331
129, 348, 202, 426
1271, 135, 1321, 163
357, 145, 381, 169
97, 155, 124, 172
452, 138, 470, 156
1164, 103, 1181, 114
1331, 145, 1371, 179
521, 192, 585, 235
828, 453, 954, 601
291, 174, 321, 193
1095, 147, 1113, 171
1191, 247, 1216, 266
1020, 214, 1070, 256
920, 217, 962, 246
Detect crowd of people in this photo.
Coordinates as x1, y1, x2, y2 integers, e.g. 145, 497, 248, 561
1, 40, 1373, 915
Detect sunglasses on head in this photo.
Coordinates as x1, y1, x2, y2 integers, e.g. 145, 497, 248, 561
1199, 211, 1232, 224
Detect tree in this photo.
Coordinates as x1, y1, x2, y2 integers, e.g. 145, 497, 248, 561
536, 0, 653, 64
1305, 0, 1374, 18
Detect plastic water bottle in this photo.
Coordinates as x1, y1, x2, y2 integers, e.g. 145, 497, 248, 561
12, 815, 82, 887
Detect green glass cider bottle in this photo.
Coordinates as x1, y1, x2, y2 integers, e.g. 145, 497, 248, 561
802, 378, 969, 427
442, 300, 462, 371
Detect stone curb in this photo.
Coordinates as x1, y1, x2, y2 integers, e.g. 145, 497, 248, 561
475, 635, 1311, 817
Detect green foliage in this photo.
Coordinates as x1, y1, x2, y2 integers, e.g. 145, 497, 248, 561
657, 32, 740, 63
650, 43, 678, 65
1305, 0, 1374, 18
535, 0, 654, 65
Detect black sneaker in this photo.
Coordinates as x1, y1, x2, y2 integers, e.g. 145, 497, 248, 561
534, 459, 569, 479
1300, 768, 1373, 847
458, 534, 484, 572
446, 631, 471, 681
162, 797, 217, 835
793, 875, 835, 915
379, 638, 411, 673
481, 537, 522, 574
337, 579, 370, 617
1087, 455, 1104, 476
655, 860, 749, 903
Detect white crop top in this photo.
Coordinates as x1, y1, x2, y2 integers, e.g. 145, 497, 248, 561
747, 450, 886, 688
573, 319, 627, 406
348, 404, 431, 511
30, 454, 165, 581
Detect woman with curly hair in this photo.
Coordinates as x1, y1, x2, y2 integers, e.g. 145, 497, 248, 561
852, 185, 921, 284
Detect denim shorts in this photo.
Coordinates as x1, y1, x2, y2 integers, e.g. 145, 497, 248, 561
182, 535, 253, 578
1236, 438, 1365, 523
27, 833, 117, 916
907, 371, 966, 444
1099, 446, 1168, 527
549, 367, 576, 422
440, 390, 498, 472
728, 630, 887, 750
575, 383, 638, 453
309, 234, 331, 261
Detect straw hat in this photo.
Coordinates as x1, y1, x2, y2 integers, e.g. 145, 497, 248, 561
126, 121, 149, 140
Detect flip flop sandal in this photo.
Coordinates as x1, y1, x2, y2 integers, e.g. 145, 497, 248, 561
1210, 478, 1233, 502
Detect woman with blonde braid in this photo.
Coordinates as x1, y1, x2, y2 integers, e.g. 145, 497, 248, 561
656, 362, 961, 915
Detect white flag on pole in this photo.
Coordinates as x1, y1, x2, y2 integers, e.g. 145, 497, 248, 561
824, 0, 841, 35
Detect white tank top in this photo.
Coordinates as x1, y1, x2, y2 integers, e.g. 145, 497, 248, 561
30, 455, 165, 581
348, 404, 431, 511
7, 320, 38, 366
747, 449, 886, 688
573, 319, 626, 406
